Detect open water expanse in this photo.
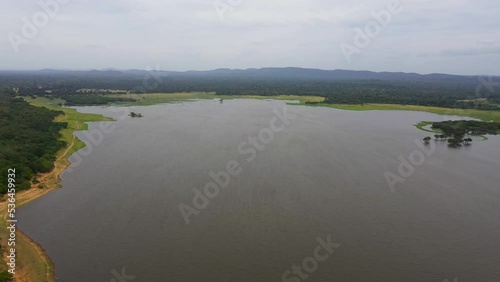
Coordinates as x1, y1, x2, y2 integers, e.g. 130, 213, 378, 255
18, 99, 500, 281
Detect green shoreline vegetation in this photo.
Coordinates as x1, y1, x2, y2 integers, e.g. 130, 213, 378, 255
309, 103, 500, 123
431, 120, 499, 145
102, 93, 500, 147
62, 92, 500, 134
312, 103, 500, 143
0, 93, 112, 282
23, 97, 114, 157
107, 93, 500, 124
1, 96, 65, 192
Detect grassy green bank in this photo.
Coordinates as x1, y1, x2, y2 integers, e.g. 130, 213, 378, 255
316, 103, 500, 123
25, 97, 114, 156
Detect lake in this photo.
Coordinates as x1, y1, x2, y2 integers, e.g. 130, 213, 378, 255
18, 99, 500, 282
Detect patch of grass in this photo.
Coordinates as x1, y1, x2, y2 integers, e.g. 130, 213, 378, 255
218, 94, 325, 105
24, 97, 114, 156
315, 103, 500, 123
415, 121, 437, 133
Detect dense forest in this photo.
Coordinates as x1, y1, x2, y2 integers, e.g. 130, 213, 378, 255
0, 69, 499, 109
0, 89, 67, 193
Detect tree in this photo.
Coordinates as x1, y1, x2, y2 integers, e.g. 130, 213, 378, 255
0, 270, 13, 281
423, 136, 432, 143
0, 92, 67, 193
448, 138, 463, 147
463, 138, 472, 145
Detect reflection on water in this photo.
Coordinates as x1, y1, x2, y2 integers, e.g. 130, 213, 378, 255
18, 100, 500, 282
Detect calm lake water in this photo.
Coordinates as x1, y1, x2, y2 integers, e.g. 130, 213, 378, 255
18, 100, 500, 282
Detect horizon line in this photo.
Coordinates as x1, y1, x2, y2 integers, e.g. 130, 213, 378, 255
0, 67, 498, 77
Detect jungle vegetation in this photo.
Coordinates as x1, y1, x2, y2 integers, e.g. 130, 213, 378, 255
0, 89, 67, 193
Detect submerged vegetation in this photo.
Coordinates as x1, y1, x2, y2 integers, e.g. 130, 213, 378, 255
421, 120, 500, 148
432, 120, 500, 137
432, 120, 500, 147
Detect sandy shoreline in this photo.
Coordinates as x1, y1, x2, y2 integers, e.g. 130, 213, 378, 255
0, 154, 64, 282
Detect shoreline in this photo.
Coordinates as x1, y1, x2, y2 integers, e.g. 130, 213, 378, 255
0, 98, 113, 282
310, 103, 500, 123
107, 93, 500, 123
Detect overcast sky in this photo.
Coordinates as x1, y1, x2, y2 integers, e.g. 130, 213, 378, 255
1, 0, 499, 75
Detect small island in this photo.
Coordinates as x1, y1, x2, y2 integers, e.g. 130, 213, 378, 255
129, 112, 143, 118
422, 120, 500, 147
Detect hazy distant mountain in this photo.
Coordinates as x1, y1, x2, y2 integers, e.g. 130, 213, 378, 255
115, 67, 481, 83
170, 67, 477, 82
0, 67, 486, 85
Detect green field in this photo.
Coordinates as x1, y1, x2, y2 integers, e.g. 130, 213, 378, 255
315, 103, 500, 123
218, 94, 325, 104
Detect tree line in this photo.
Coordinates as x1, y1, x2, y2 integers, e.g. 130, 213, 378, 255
1, 72, 499, 109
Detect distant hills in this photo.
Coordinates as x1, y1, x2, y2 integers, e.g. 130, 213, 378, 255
0, 67, 487, 84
